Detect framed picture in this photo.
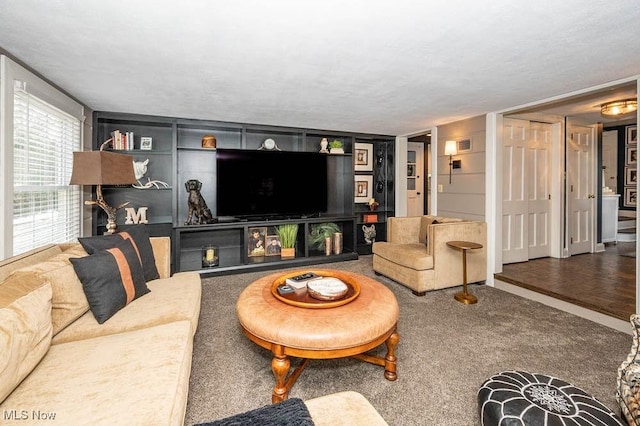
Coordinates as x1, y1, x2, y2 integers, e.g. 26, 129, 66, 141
626, 168, 638, 186
627, 125, 638, 145
354, 143, 374, 172
354, 175, 374, 203
627, 146, 638, 165
140, 136, 153, 150
625, 187, 637, 207
247, 227, 267, 257
265, 235, 282, 256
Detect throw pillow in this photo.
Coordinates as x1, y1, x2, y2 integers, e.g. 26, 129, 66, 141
424, 219, 440, 248
70, 239, 150, 324
78, 224, 159, 282
0, 278, 53, 403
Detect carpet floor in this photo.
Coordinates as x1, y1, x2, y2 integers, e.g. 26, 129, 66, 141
185, 255, 631, 425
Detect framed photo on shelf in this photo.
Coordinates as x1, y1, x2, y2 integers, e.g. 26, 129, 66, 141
625, 187, 637, 207
140, 137, 153, 150
354, 143, 374, 172
247, 227, 267, 257
626, 168, 638, 186
627, 146, 638, 165
627, 125, 638, 145
354, 175, 374, 203
265, 235, 282, 256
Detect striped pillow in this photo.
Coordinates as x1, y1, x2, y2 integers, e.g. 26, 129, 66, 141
70, 239, 149, 324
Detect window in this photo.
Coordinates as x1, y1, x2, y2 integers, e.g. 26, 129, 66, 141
12, 86, 81, 255
1, 55, 85, 258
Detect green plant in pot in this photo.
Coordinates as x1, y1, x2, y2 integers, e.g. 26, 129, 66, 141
329, 139, 344, 154
275, 224, 299, 258
309, 222, 341, 252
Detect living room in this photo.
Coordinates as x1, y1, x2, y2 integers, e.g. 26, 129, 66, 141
1, 2, 640, 425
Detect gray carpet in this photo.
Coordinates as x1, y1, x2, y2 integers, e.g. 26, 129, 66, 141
185, 256, 631, 425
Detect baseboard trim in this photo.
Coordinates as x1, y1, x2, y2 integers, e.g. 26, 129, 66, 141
494, 279, 631, 334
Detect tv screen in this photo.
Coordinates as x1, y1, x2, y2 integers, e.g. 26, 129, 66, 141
216, 149, 328, 218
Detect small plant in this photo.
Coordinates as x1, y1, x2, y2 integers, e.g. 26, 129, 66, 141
275, 224, 299, 249
368, 198, 379, 208
309, 222, 341, 250
329, 139, 343, 149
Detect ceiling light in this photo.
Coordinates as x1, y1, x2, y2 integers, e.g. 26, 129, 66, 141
601, 99, 637, 117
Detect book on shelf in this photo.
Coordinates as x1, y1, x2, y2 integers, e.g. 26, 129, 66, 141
363, 213, 378, 223
285, 272, 322, 290
110, 130, 135, 150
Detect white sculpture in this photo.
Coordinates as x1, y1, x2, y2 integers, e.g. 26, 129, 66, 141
132, 159, 169, 189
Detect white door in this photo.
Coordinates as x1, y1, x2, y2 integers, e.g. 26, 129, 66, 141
567, 120, 596, 255
502, 118, 529, 263
407, 142, 424, 216
602, 130, 618, 192
527, 122, 552, 259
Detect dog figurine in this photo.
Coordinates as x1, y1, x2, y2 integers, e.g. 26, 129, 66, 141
185, 179, 215, 225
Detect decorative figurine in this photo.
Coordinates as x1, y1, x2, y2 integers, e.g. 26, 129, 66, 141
132, 159, 170, 189
362, 224, 376, 244
319, 138, 329, 153
185, 179, 215, 225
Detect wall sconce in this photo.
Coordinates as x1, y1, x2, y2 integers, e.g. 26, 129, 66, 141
444, 140, 460, 184
69, 138, 137, 234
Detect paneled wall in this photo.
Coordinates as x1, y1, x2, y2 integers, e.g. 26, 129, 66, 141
436, 115, 486, 220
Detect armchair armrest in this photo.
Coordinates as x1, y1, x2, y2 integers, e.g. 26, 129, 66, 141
150, 236, 171, 279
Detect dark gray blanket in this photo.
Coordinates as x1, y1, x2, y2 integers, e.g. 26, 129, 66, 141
196, 398, 314, 426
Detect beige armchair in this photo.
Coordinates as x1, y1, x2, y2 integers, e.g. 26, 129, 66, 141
372, 215, 487, 296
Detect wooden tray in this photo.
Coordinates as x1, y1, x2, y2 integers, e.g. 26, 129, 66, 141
271, 269, 360, 309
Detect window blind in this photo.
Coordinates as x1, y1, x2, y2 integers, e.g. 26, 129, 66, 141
12, 86, 81, 255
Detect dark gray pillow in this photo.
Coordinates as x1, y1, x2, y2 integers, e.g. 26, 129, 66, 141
78, 225, 159, 281
70, 239, 150, 324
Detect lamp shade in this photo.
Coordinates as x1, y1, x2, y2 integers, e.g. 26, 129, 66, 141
69, 151, 136, 185
444, 140, 458, 156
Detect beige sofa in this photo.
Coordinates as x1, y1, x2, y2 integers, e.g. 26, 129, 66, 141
372, 215, 487, 295
0, 237, 202, 425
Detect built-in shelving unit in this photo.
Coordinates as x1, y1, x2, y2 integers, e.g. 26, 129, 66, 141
92, 111, 395, 274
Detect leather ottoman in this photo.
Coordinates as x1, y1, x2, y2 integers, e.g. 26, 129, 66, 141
478, 371, 624, 426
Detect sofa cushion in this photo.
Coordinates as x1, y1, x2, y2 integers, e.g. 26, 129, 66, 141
52, 271, 202, 344
0, 321, 193, 425
79, 224, 160, 282
71, 239, 150, 324
0, 278, 52, 403
372, 242, 433, 270
8, 247, 89, 335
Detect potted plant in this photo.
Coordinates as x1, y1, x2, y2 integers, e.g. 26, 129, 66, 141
275, 224, 299, 258
309, 222, 341, 252
329, 139, 344, 154
368, 198, 380, 211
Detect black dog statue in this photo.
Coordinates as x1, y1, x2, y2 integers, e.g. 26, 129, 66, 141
185, 179, 215, 225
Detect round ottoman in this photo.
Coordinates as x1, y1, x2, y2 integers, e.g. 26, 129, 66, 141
478, 371, 624, 426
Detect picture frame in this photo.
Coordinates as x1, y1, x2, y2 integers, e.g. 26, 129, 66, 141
627, 125, 638, 145
265, 235, 282, 256
247, 227, 267, 257
354, 175, 374, 203
627, 146, 638, 165
140, 136, 153, 150
354, 143, 374, 172
626, 168, 638, 186
625, 187, 637, 207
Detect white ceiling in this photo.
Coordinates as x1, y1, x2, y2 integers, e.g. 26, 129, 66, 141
0, 0, 639, 135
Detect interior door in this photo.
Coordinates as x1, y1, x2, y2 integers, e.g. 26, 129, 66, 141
407, 142, 424, 216
502, 118, 529, 263
567, 120, 596, 255
527, 122, 552, 259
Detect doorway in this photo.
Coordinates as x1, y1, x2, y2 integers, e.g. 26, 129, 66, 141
407, 134, 431, 216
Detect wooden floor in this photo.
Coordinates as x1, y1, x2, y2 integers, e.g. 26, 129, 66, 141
494, 242, 636, 321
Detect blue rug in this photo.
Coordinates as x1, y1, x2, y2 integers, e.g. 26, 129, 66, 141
195, 398, 314, 426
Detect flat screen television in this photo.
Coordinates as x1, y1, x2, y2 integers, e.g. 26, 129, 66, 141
216, 149, 328, 219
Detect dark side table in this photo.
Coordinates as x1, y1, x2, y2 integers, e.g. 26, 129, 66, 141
446, 240, 483, 305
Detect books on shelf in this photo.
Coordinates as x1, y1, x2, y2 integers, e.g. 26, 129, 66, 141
110, 130, 135, 150
285, 272, 322, 290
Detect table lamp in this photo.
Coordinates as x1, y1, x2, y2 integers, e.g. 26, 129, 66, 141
69, 139, 137, 234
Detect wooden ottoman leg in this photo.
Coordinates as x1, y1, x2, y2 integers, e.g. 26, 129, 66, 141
271, 345, 291, 403
384, 330, 399, 381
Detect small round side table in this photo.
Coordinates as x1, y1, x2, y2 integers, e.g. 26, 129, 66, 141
446, 240, 483, 304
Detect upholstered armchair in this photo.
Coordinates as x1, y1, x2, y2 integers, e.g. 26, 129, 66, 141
618, 314, 640, 426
